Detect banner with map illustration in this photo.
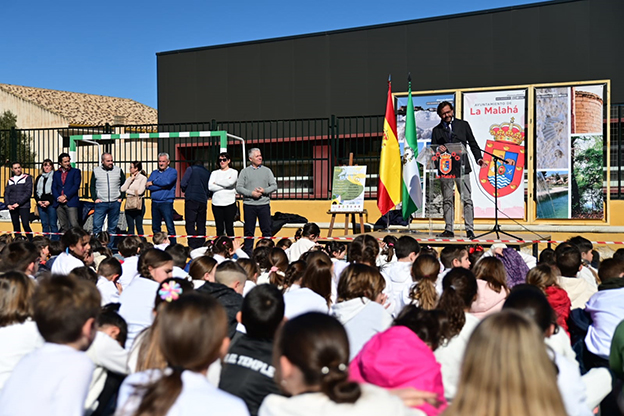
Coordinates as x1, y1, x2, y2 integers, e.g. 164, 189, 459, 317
535, 84, 605, 220
463, 90, 527, 219
331, 166, 367, 212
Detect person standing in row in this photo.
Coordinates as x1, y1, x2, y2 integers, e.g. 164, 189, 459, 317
53, 153, 81, 232
90, 153, 125, 247
181, 160, 211, 249
121, 161, 147, 237
147, 152, 178, 245
236, 148, 277, 256
34, 159, 59, 240
209, 152, 238, 238
5, 161, 33, 240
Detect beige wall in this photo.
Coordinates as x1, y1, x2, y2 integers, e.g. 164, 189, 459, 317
0, 91, 68, 129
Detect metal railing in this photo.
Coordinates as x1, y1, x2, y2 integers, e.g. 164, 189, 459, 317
0, 107, 622, 200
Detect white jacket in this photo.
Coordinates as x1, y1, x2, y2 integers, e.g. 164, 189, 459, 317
259, 383, 420, 416
382, 261, 413, 316
331, 298, 393, 361
85, 331, 129, 413
557, 276, 596, 310
434, 312, 480, 400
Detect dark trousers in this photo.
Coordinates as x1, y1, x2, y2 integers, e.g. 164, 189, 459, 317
212, 203, 237, 237
57, 204, 79, 232
10, 207, 32, 241
151, 201, 176, 245
185, 199, 207, 249
125, 205, 145, 236
243, 203, 272, 256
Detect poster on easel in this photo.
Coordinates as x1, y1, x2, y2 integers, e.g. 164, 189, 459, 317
330, 166, 367, 212
535, 84, 605, 220
463, 89, 527, 219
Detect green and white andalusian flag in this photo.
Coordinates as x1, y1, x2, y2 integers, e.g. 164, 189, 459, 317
401, 80, 423, 220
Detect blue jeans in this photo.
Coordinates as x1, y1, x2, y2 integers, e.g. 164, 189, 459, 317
152, 201, 176, 244
38, 205, 59, 240
93, 201, 121, 246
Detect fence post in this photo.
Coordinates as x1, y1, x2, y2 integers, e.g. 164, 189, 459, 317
329, 115, 337, 199
9, 127, 17, 163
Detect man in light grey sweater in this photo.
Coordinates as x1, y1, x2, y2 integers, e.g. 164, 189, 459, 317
90, 153, 125, 247
236, 148, 277, 255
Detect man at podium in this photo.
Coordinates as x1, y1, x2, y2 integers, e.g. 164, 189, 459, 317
431, 101, 483, 239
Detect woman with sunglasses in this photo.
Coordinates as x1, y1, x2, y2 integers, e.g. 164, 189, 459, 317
209, 152, 238, 237
34, 159, 58, 240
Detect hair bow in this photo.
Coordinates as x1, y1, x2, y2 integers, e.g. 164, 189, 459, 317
159, 281, 183, 302
469, 245, 484, 254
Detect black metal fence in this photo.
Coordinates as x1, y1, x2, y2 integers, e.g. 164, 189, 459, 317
0, 107, 622, 200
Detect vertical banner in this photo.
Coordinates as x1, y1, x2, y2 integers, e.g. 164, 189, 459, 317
396, 93, 455, 218
535, 85, 605, 219
463, 90, 527, 218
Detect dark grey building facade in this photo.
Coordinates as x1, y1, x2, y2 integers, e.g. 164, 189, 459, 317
157, 0, 623, 124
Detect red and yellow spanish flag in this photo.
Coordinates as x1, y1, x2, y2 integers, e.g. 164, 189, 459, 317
377, 79, 402, 215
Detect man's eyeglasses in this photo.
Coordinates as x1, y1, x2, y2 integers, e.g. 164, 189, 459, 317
219, 158, 228, 162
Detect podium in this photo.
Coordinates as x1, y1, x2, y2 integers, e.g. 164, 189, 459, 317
417, 143, 467, 235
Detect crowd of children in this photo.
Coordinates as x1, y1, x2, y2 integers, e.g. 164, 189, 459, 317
1, 228, 624, 415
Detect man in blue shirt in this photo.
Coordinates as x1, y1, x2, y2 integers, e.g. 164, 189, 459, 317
146, 152, 178, 244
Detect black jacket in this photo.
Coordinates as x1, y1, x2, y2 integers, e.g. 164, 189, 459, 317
219, 332, 282, 416
196, 281, 242, 338
5, 174, 33, 209
431, 118, 482, 174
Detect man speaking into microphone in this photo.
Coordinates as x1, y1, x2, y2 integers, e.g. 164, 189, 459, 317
431, 101, 483, 239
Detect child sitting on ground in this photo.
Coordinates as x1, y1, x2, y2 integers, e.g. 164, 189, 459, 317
165, 243, 191, 280
152, 231, 170, 251
350, 305, 448, 416
568, 236, 600, 290
117, 236, 142, 289
555, 243, 596, 310
32, 235, 52, 273
85, 306, 129, 414
97, 257, 123, 306
384, 236, 421, 316
51, 227, 91, 276
116, 293, 248, 416
400, 254, 440, 312
197, 261, 246, 338
437, 246, 470, 295
220, 284, 285, 416
0, 275, 101, 415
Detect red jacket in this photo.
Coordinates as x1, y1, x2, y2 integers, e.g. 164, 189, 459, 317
545, 285, 571, 335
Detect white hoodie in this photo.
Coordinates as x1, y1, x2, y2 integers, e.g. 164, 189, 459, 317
557, 276, 596, 310
382, 261, 413, 317
331, 298, 393, 361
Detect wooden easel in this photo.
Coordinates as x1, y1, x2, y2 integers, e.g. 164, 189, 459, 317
327, 209, 368, 237
327, 153, 367, 237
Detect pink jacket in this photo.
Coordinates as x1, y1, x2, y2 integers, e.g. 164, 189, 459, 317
470, 279, 507, 319
349, 326, 447, 416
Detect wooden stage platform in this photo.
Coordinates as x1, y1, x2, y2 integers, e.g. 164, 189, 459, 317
319, 230, 548, 257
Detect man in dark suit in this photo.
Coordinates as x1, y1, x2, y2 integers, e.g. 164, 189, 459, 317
52, 152, 82, 232
431, 101, 483, 239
